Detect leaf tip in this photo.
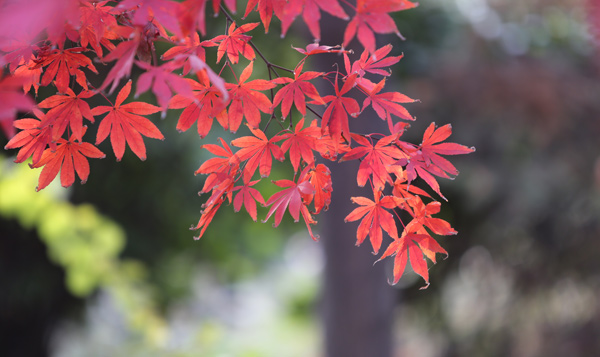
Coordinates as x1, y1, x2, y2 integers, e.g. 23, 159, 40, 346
395, 31, 406, 41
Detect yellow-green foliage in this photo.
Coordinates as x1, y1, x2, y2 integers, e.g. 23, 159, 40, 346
0, 157, 166, 345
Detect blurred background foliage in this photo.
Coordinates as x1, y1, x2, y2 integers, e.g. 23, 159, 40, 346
2, 0, 600, 356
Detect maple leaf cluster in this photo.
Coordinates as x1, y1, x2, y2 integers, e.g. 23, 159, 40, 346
0, 0, 474, 286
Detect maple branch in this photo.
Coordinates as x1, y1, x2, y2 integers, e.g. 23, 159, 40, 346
87, 81, 114, 106
269, 63, 294, 73
218, 3, 293, 80
226, 61, 239, 83
217, 3, 325, 128
338, 0, 357, 11
151, 43, 158, 67
306, 105, 323, 120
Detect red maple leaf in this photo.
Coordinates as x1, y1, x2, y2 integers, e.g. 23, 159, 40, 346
270, 0, 303, 38
305, 163, 333, 214
391, 167, 431, 201
346, 45, 403, 78
91, 80, 163, 161
320, 73, 360, 148
117, 0, 183, 37
243, 0, 285, 34
292, 43, 346, 56
0, 38, 39, 73
168, 72, 228, 138
34, 46, 98, 93
277, 118, 320, 172
263, 167, 318, 240
300, 0, 348, 41
30, 128, 105, 191
161, 32, 216, 75
344, 190, 401, 254
271, 0, 347, 40
226, 61, 276, 132
78, 1, 118, 58
403, 123, 475, 199
419, 123, 476, 173
343, 0, 418, 53
4, 109, 54, 164
378, 232, 447, 287
210, 0, 237, 13
233, 180, 266, 221
341, 133, 407, 191
192, 196, 225, 240
313, 132, 350, 161
0, 0, 79, 49
135, 61, 195, 111
363, 78, 416, 132
180, 0, 236, 35
14, 56, 42, 95
404, 197, 457, 236
37, 88, 96, 142
0, 74, 35, 138
271, 62, 324, 119
195, 137, 240, 194
213, 22, 259, 64
99, 26, 142, 94
186, 55, 228, 98
180, 0, 207, 36
231, 125, 285, 183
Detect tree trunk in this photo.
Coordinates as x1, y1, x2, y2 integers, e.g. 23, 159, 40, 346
316, 12, 396, 357
321, 167, 396, 357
